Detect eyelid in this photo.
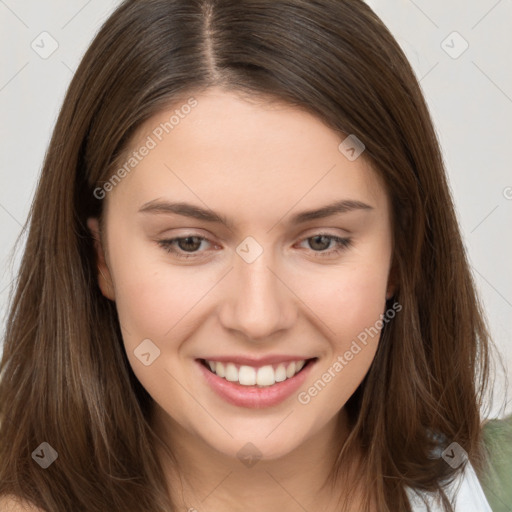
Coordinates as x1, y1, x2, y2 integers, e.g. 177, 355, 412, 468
156, 230, 352, 260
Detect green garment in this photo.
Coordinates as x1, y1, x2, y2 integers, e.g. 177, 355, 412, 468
480, 414, 512, 511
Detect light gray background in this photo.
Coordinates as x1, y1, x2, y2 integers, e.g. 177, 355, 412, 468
1, 0, 511, 418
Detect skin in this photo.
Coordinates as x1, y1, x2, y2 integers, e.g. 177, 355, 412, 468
88, 87, 395, 511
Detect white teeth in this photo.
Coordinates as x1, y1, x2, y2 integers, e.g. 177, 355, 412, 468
256, 365, 274, 386
286, 362, 296, 378
274, 364, 287, 382
216, 362, 226, 378
239, 366, 256, 385
205, 359, 309, 387
225, 363, 238, 382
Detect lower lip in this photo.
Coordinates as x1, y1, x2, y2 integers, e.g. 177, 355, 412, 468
196, 358, 317, 409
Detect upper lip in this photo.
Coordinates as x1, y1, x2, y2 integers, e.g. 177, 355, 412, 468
198, 355, 316, 367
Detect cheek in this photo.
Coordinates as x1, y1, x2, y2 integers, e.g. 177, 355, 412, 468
297, 259, 389, 342
107, 239, 200, 412
107, 231, 203, 339
295, 265, 387, 420
298, 341, 377, 429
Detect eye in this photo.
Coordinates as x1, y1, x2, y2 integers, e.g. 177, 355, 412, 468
296, 233, 352, 258
157, 233, 352, 260
158, 235, 212, 259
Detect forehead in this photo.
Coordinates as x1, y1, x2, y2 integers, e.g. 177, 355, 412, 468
108, 88, 388, 217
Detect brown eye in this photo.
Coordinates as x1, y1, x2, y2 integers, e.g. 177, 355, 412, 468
308, 235, 333, 251
158, 235, 211, 259
157, 233, 352, 261
175, 236, 203, 252
298, 234, 352, 257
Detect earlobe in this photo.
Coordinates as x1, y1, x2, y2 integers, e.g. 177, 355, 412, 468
87, 217, 116, 301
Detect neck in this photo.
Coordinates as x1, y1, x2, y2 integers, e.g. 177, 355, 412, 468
150, 405, 370, 512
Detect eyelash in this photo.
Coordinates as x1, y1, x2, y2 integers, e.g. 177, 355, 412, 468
157, 233, 352, 260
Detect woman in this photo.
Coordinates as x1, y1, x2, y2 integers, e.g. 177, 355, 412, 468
0, 0, 499, 510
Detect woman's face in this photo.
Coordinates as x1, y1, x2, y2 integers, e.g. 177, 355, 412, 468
88, 87, 395, 462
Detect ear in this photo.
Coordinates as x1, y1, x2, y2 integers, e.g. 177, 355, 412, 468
87, 217, 116, 301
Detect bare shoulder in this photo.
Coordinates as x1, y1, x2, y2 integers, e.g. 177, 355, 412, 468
0, 495, 45, 511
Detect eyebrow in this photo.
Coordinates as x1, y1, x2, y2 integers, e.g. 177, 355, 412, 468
138, 198, 374, 229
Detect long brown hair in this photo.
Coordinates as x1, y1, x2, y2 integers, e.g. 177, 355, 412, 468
0, 0, 497, 510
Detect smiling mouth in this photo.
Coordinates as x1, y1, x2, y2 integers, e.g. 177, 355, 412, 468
198, 358, 317, 388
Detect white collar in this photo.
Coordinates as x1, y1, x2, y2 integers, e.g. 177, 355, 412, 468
406, 461, 492, 511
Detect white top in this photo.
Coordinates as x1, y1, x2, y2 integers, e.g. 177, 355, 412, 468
406, 462, 492, 511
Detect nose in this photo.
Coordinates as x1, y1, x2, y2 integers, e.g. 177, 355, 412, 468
218, 248, 297, 342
